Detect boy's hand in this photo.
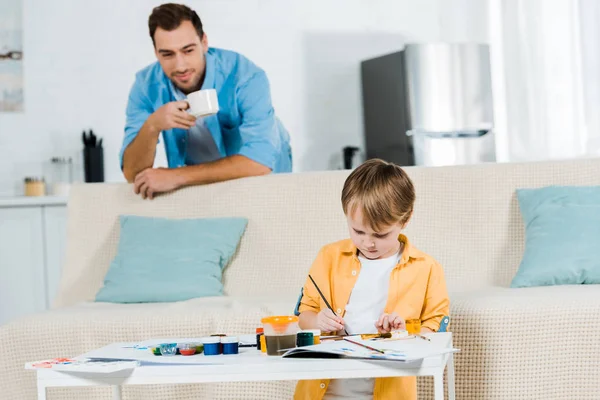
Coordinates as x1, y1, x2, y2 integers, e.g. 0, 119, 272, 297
317, 309, 345, 333
375, 312, 406, 333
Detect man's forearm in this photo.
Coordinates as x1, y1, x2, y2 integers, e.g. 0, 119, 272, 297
173, 154, 271, 186
122, 121, 161, 182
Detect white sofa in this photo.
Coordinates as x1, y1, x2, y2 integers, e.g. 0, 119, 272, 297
2, 158, 600, 399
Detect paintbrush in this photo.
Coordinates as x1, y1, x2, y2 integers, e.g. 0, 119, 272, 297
308, 275, 349, 336
415, 334, 431, 342
343, 338, 385, 354
321, 332, 391, 342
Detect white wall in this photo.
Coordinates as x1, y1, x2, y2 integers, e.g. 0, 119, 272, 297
0, 0, 489, 196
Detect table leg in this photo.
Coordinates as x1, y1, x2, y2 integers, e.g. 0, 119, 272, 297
434, 372, 444, 400
447, 353, 456, 400
37, 381, 47, 400
112, 385, 122, 400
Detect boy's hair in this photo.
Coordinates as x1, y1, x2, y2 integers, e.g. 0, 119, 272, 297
148, 3, 204, 45
341, 158, 415, 231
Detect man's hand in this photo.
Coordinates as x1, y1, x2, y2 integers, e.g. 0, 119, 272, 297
375, 312, 406, 333
147, 101, 196, 132
134, 168, 184, 199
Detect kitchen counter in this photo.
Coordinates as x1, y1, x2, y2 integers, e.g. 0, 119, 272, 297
0, 196, 68, 208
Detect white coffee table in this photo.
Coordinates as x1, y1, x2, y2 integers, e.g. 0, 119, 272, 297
34, 332, 455, 400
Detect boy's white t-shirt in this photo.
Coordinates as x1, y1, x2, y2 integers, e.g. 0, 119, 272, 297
324, 251, 401, 400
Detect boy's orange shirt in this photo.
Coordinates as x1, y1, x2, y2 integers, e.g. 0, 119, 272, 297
294, 234, 450, 400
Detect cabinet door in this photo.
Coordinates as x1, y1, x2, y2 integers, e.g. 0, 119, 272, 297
0, 207, 46, 326
43, 205, 68, 307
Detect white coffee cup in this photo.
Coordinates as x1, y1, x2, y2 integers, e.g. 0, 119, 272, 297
186, 88, 219, 118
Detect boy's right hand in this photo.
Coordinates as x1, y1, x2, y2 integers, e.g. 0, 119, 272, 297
317, 309, 345, 333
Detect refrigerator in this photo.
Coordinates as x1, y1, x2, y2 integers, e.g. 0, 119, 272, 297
360, 43, 496, 167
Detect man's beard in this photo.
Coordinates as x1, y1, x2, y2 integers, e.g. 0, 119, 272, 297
171, 71, 201, 94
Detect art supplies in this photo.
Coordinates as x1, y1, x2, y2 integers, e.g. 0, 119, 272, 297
260, 334, 267, 353
416, 334, 431, 342
149, 343, 203, 356
406, 319, 422, 334
296, 332, 314, 347
261, 316, 300, 356
179, 343, 197, 356
142, 335, 250, 357
321, 330, 408, 342
221, 336, 239, 355
159, 343, 177, 356
256, 328, 264, 351
201, 337, 221, 356
305, 329, 321, 344
358, 332, 392, 340
211, 334, 226, 353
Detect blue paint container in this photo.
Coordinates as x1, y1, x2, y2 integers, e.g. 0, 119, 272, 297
221, 336, 239, 355
201, 337, 221, 356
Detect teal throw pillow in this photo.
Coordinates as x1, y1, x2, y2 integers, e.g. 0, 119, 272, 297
95, 215, 248, 303
511, 185, 600, 288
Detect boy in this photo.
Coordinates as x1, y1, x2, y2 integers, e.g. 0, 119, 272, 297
294, 159, 450, 400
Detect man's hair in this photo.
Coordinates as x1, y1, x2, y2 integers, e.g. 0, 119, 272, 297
148, 3, 204, 45
341, 158, 415, 231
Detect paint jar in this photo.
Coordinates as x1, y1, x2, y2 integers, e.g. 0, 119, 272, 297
406, 319, 422, 335
211, 334, 226, 353
179, 343, 197, 356
256, 328, 264, 351
260, 334, 267, 353
296, 332, 314, 347
159, 343, 177, 356
221, 336, 239, 355
150, 347, 161, 356
261, 315, 300, 356
201, 337, 221, 356
305, 329, 321, 344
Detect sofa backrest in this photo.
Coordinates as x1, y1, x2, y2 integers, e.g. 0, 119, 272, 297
53, 157, 600, 308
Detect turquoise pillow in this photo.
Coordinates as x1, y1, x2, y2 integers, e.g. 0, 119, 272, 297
95, 215, 248, 303
511, 185, 600, 288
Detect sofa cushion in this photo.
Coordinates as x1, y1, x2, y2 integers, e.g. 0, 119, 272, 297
445, 284, 600, 399
511, 185, 600, 288
95, 215, 248, 303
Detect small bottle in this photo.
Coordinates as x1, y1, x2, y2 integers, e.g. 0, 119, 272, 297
306, 329, 321, 344
260, 333, 267, 353
256, 328, 264, 351
201, 337, 221, 356
221, 336, 239, 355
296, 332, 314, 347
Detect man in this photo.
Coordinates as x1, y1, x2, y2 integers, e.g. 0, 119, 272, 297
121, 3, 292, 199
